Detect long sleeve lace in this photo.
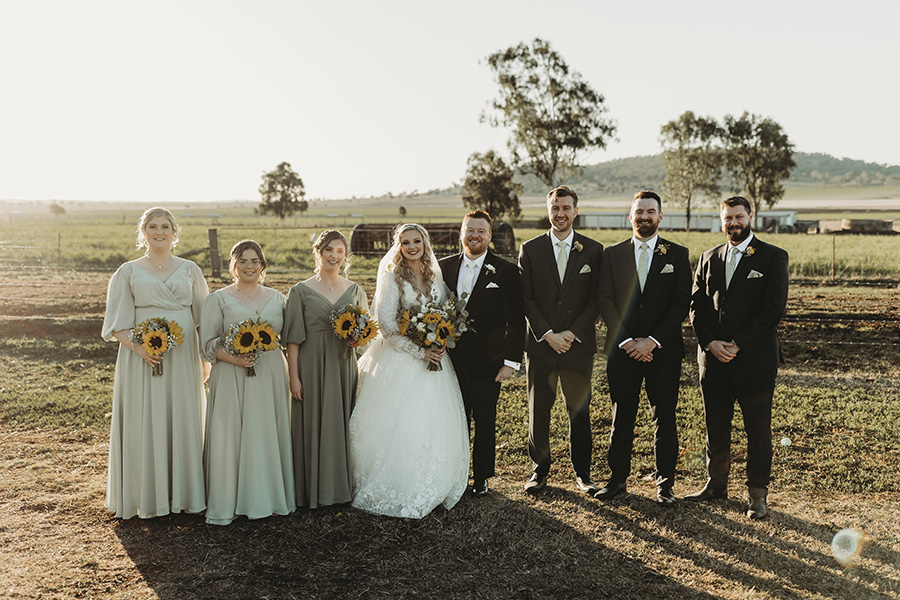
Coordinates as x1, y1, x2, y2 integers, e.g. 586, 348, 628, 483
373, 271, 426, 360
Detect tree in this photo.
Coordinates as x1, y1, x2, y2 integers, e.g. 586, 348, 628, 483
49, 202, 66, 216
720, 112, 795, 215
482, 38, 617, 188
399, 205, 407, 218
660, 111, 722, 231
258, 162, 306, 220
461, 150, 523, 221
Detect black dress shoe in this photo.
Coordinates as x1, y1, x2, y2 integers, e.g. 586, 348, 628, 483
524, 473, 547, 493
747, 487, 768, 520
472, 479, 488, 497
657, 487, 676, 506
575, 475, 599, 495
593, 482, 627, 500
683, 482, 727, 502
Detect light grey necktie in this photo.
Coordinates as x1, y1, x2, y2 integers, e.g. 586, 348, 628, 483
725, 246, 740, 289
461, 262, 475, 298
556, 241, 568, 282
637, 242, 649, 291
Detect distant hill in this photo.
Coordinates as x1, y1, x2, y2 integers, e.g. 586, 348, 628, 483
510, 152, 900, 195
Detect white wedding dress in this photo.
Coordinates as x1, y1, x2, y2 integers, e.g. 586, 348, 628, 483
349, 267, 470, 519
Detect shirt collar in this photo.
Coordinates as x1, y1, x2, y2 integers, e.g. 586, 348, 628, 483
464, 251, 487, 269
550, 229, 575, 247
633, 235, 659, 252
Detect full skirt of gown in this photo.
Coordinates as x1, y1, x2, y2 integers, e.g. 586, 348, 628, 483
349, 338, 470, 519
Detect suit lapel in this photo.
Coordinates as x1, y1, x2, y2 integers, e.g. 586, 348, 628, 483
561, 232, 585, 286
468, 251, 493, 302
643, 238, 666, 293
542, 233, 562, 288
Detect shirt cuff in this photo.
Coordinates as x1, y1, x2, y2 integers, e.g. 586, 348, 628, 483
538, 330, 553, 342
617, 337, 633, 349
503, 360, 521, 371
649, 336, 662, 348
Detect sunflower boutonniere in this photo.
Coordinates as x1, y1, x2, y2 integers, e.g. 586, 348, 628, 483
742, 246, 756, 257
655, 243, 670, 256
572, 241, 583, 253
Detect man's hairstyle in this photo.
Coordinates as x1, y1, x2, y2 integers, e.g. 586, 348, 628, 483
463, 209, 492, 227
547, 185, 578, 206
721, 196, 752, 214
633, 190, 662, 211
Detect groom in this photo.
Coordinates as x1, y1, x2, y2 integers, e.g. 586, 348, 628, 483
439, 209, 525, 496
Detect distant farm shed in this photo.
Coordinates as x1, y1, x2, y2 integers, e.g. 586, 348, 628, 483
350, 222, 516, 258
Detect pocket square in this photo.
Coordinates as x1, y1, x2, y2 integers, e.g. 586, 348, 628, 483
747, 270, 764, 279
579, 265, 591, 274
660, 264, 675, 274
486, 282, 500, 289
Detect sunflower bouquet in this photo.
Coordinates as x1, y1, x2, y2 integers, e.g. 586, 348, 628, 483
131, 317, 185, 376
223, 317, 281, 376
397, 294, 471, 372
330, 304, 379, 359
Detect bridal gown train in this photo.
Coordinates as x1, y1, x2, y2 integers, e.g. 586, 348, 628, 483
349, 272, 469, 519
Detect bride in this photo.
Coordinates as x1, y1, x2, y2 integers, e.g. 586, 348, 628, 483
349, 223, 470, 518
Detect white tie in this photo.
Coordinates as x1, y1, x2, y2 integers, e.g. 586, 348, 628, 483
638, 242, 649, 291
461, 262, 475, 298
556, 241, 568, 282
725, 247, 740, 289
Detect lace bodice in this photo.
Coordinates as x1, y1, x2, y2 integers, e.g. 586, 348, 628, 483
373, 270, 448, 360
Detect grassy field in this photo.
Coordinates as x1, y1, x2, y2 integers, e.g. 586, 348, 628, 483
1, 271, 899, 599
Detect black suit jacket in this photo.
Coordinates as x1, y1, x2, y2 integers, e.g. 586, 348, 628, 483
598, 237, 691, 361
439, 250, 525, 378
518, 231, 603, 359
690, 235, 789, 371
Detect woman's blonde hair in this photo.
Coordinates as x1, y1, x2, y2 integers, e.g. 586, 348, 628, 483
390, 223, 435, 292
136, 207, 180, 250
229, 239, 267, 283
312, 230, 351, 276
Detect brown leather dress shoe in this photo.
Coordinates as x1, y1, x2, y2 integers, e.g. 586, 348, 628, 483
593, 482, 627, 500
575, 475, 599, 495
524, 473, 547, 493
683, 482, 727, 502
747, 487, 768, 520
657, 486, 676, 506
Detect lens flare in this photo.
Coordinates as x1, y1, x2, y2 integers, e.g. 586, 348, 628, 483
831, 528, 865, 567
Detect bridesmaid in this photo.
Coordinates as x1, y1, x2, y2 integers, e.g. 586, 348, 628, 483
284, 230, 368, 509
102, 207, 208, 519
199, 240, 295, 525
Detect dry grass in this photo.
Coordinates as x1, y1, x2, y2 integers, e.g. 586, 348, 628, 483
1, 273, 899, 599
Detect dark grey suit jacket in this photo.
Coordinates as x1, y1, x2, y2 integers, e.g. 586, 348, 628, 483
690, 236, 789, 371
598, 237, 691, 361
518, 231, 603, 359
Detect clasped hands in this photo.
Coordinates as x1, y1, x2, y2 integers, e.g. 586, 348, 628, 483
707, 340, 740, 363
622, 337, 657, 362
424, 346, 445, 365
545, 330, 577, 354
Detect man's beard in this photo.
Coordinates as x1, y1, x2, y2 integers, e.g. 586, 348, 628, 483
725, 223, 751, 243
635, 220, 658, 238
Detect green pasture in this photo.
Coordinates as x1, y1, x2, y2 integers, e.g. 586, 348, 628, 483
2, 214, 899, 280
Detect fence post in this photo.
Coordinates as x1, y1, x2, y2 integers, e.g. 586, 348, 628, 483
273, 228, 278, 271
208, 229, 221, 277
831, 234, 835, 281
58, 232, 62, 268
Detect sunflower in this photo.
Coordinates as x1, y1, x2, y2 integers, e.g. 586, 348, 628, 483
422, 311, 442, 325
233, 323, 258, 354
332, 312, 355, 339
434, 319, 457, 346
254, 321, 280, 351
359, 321, 379, 346
398, 310, 410, 336
142, 330, 169, 356
167, 321, 185, 346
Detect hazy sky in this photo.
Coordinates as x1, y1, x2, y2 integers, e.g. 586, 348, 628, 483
2, 0, 898, 203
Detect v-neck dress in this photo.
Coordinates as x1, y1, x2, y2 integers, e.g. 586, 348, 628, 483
101, 259, 209, 519
283, 281, 368, 508
198, 289, 295, 525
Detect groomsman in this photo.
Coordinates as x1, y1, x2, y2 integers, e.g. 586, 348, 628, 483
596, 191, 691, 505
686, 196, 789, 520
439, 210, 525, 496
518, 185, 603, 494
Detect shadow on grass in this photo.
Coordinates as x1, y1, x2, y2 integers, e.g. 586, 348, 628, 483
581, 488, 900, 600
114, 493, 715, 600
